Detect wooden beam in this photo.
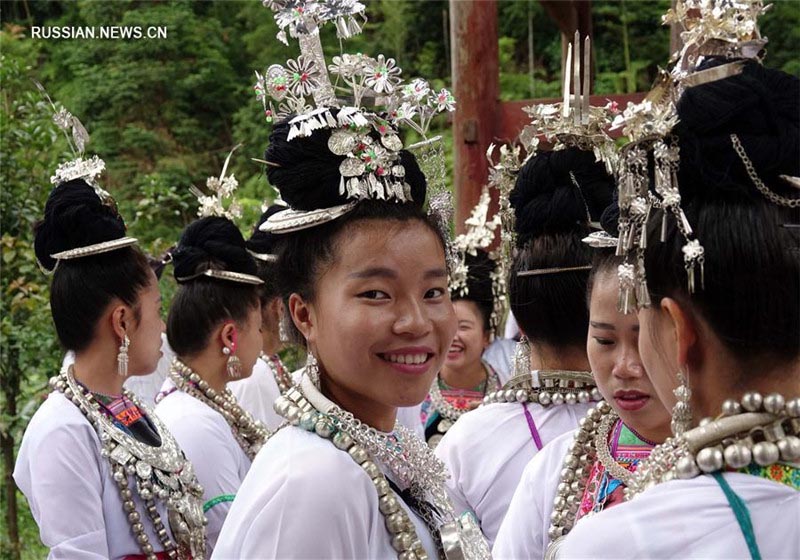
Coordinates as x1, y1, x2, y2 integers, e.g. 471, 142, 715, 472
450, 0, 500, 233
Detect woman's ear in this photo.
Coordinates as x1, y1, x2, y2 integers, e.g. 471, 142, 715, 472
219, 321, 238, 353
660, 297, 698, 369
288, 293, 316, 343
110, 303, 131, 342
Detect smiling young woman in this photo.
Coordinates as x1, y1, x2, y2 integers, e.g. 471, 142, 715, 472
212, 115, 489, 559
421, 250, 502, 446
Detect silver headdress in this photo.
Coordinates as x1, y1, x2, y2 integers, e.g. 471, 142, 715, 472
255, 0, 455, 234
190, 144, 243, 221
180, 144, 264, 286
450, 188, 506, 335
665, 0, 770, 85
519, 32, 619, 175
34, 82, 137, 267
613, 0, 782, 313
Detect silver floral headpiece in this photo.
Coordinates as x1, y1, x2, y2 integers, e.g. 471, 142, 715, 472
519, 33, 619, 175
35, 82, 116, 208
34, 82, 137, 271
191, 144, 243, 221
609, 70, 699, 312
450, 188, 506, 335
256, 0, 455, 233
665, 0, 770, 85
614, 0, 773, 312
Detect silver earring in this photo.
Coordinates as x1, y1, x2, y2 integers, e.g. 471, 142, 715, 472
223, 346, 243, 379
512, 336, 531, 378
306, 351, 320, 388
671, 370, 693, 437
117, 334, 130, 377
278, 313, 290, 344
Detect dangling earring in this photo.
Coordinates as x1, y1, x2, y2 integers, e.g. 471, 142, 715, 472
512, 336, 531, 379
223, 346, 243, 379
306, 351, 320, 388
278, 313, 290, 344
671, 369, 693, 437
117, 334, 130, 377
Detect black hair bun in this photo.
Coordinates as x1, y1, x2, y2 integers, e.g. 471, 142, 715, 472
599, 188, 620, 237
511, 147, 615, 245
34, 179, 127, 272
675, 60, 800, 202
172, 216, 257, 280
457, 249, 496, 304
246, 204, 288, 256
264, 113, 427, 211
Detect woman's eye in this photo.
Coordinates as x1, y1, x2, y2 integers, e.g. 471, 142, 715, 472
593, 337, 615, 346
425, 287, 445, 299
359, 290, 389, 300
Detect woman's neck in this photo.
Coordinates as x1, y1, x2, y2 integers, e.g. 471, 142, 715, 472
73, 348, 125, 396
529, 343, 590, 373
181, 354, 228, 394
694, 355, 800, 420
440, 360, 487, 390
320, 376, 397, 432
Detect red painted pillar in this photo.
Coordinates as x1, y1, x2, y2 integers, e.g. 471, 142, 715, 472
450, 0, 500, 233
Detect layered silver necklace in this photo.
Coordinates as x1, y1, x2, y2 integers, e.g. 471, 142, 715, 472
626, 391, 800, 500
53, 366, 206, 560
274, 375, 491, 560
168, 358, 270, 461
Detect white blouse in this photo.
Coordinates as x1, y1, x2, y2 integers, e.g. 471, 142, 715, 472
435, 401, 591, 545
212, 425, 438, 559
155, 380, 251, 554
14, 392, 176, 559
559, 472, 800, 559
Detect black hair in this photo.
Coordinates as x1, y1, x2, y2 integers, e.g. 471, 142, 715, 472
643, 61, 800, 366
586, 197, 624, 302
246, 204, 288, 304
34, 179, 152, 352
264, 116, 444, 344
509, 147, 615, 347
452, 249, 495, 332
167, 216, 261, 357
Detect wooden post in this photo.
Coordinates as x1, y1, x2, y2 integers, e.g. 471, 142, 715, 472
450, 0, 499, 233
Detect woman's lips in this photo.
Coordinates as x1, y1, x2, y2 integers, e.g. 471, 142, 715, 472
613, 389, 650, 412
378, 347, 435, 376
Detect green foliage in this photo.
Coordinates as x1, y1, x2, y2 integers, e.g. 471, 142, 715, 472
0, 29, 62, 559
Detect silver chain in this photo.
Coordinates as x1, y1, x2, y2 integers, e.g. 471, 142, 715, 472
731, 134, 800, 208
593, 412, 634, 485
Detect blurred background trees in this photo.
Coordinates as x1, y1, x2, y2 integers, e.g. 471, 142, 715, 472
1, 1, 798, 557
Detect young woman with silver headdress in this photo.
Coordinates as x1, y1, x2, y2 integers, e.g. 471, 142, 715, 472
214, 1, 488, 557
227, 203, 296, 430
557, 1, 800, 557
434, 144, 615, 546
493, 219, 672, 559
15, 103, 206, 559
154, 213, 269, 555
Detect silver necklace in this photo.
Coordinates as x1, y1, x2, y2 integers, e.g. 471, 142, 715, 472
594, 411, 634, 485
626, 391, 800, 500
169, 358, 270, 461
261, 352, 293, 395
274, 377, 492, 560
483, 369, 601, 407
429, 362, 500, 423
53, 366, 206, 560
